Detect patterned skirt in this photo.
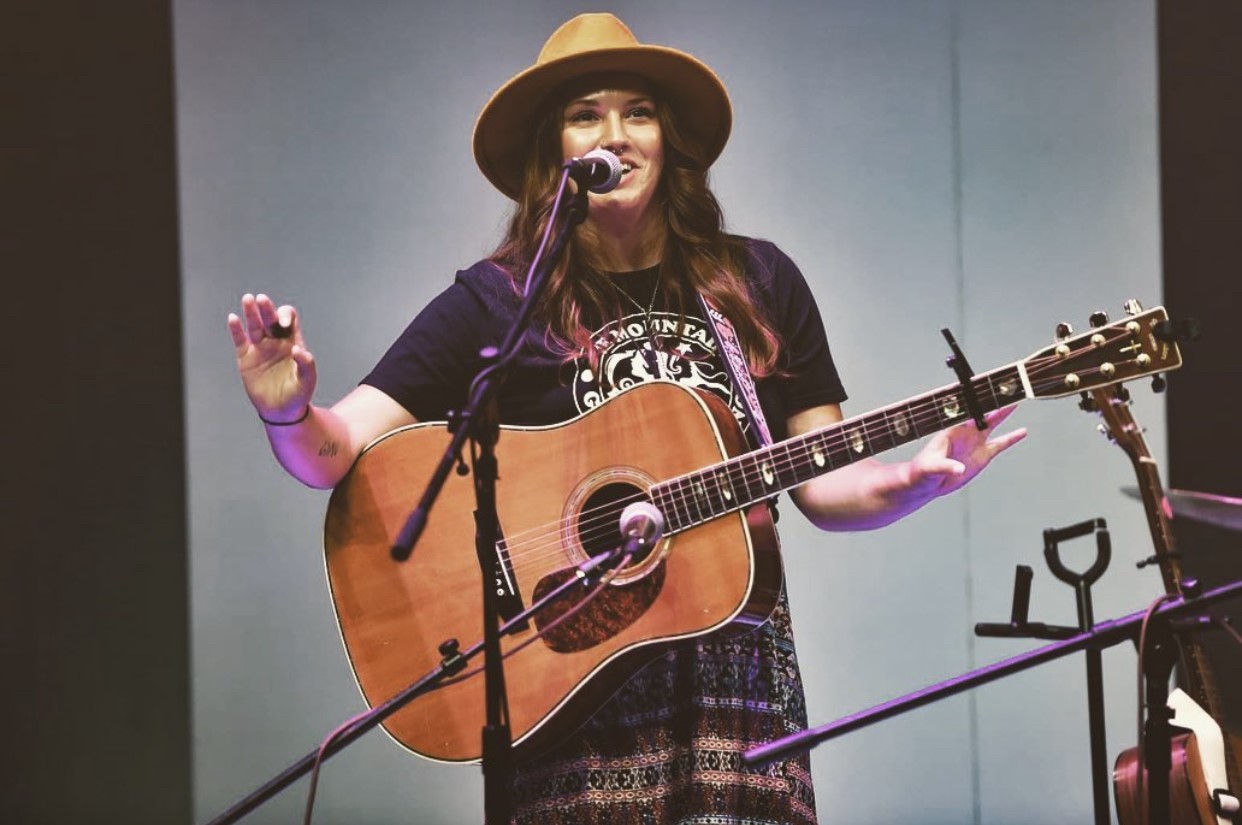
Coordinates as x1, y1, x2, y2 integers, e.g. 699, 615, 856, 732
511, 589, 817, 825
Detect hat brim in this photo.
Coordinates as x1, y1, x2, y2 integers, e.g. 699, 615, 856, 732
473, 45, 732, 200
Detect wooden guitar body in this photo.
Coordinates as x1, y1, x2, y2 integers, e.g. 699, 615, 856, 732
1113, 731, 1217, 825
323, 382, 782, 763
321, 305, 1182, 765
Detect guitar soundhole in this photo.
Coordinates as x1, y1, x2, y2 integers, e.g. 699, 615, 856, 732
578, 482, 660, 571
531, 482, 668, 654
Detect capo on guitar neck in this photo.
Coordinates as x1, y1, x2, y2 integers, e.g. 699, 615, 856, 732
941, 328, 988, 430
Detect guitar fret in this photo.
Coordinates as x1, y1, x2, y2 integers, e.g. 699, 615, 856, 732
651, 486, 677, 532
650, 366, 1044, 540
707, 468, 725, 512
773, 442, 797, 489
726, 459, 749, 507
871, 411, 897, 454
680, 476, 700, 524
983, 374, 1000, 412
908, 397, 928, 438
718, 467, 737, 509
698, 473, 715, 520
757, 448, 777, 492
726, 464, 743, 504
793, 437, 819, 484
843, 424, 870, 458
736, 456, 751, 497
938, 388, 967, 425
735, 454, 755, 499
785, 440, 805, 487
806, 431, 833, 473
891, 402, 917, 444
665, 480, 687, 531
678, 479, 695, 528
991, 368, 1024, 403
689, 474, 713, 520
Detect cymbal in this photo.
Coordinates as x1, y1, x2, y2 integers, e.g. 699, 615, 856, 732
1122, 486, 1242, 532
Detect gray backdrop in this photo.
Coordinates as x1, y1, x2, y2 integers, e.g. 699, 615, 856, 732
176, 1, 1162, 822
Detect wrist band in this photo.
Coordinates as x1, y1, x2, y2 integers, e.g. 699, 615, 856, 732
259, 405, 311, 427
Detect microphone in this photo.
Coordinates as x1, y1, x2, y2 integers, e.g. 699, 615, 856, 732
564, 149, 623, 194
619, 501, 665, 550
576, 501, 666, 580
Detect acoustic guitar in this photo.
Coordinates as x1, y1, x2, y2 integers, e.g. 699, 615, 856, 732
1095, 382, 1242, 823
324, 304, 1183, 763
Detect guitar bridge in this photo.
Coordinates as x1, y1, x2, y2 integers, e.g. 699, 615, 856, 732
493, 531, 528, 630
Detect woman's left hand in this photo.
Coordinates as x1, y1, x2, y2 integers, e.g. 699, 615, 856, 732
896, 405, 1027, 503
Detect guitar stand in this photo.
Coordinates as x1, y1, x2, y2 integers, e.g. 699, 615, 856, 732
975, 518, 1112, 825
1135, 608, 1180, 825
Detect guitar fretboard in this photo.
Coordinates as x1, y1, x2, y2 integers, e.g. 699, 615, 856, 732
649, 365, 1027, 534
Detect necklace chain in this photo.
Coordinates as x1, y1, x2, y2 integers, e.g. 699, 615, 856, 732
616, 267, 662, 319
617, 268, 664, 377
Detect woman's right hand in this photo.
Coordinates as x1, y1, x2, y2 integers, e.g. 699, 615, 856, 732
227, 293, 317, 424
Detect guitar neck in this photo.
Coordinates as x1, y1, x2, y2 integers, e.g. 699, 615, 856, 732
648, 303, 1181, 534
1132, 449, 1233, 736
650, 363, 1028, 533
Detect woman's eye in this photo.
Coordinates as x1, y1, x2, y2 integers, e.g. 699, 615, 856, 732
627, 106, 654, 119
568, 110, 598, 123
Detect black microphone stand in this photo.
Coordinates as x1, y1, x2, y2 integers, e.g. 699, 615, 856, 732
205, 169, 598, 825
742, 578, 1242, 822
388, 178, 590, 825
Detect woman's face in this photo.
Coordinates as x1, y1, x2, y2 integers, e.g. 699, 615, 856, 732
560, 86, 664, 220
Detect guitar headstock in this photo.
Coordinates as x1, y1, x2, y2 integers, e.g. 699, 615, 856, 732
1022, 302, 1184, 400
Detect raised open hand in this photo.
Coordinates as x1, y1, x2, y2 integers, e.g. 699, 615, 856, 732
896, 405, 1027, 504
227, 293, 317, 424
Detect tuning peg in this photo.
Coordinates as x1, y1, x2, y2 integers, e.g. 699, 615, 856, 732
1152, 374, 1167, 393
1088, 310, 1110, 328
1078, 392, 1097, 412
1097, 424, 1114, 442
1055, 322, 1074, 341
1123, 299, 1143, 316
1117, 385, 1131, 403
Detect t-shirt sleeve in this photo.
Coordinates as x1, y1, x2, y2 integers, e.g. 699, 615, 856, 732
751, 240, 848, 414
361, 277, 495, 422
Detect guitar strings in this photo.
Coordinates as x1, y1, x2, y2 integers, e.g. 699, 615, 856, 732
495, 348, 1125, 570
497, 366, 1083, 573
490, 341, 1141, 570
495, 363, 1018, 557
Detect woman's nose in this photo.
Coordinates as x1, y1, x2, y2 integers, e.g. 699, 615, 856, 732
600, 112, 629, 153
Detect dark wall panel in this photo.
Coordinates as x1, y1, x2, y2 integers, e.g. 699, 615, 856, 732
6, 2, 192, 822
1158, 0, 1242, 732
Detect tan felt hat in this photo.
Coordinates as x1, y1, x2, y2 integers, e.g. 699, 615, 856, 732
472, 13, 732, 200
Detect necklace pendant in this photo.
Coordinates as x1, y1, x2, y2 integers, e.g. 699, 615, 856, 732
642, 345, 662, 378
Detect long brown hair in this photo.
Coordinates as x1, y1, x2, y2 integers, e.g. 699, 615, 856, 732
489, 84, 782, 375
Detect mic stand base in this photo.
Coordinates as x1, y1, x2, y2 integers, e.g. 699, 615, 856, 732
201, 543, 624, 825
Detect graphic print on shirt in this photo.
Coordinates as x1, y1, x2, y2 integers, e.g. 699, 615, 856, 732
571, 309, 751, 436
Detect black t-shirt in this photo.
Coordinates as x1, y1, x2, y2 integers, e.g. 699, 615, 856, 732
363, 238, 846, 442
363, 238, 844, 822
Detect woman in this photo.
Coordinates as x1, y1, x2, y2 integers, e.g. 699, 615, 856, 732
227, 13, 1024, 824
